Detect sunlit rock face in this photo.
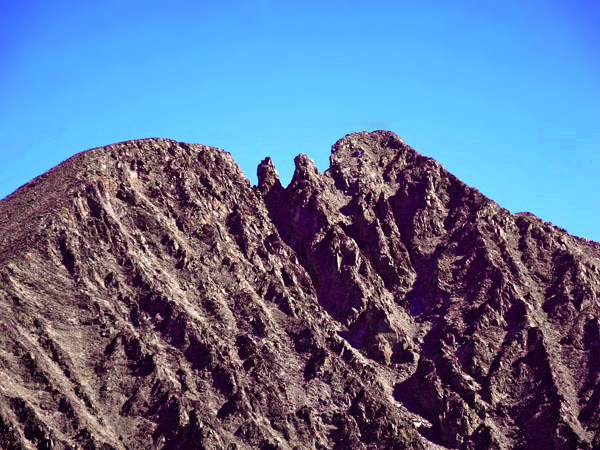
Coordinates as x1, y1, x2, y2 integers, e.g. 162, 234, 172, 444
1, 131, 599, 449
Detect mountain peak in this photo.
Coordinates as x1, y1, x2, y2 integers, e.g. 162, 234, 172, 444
331, 130, 409, 163
0, 133, 598, 449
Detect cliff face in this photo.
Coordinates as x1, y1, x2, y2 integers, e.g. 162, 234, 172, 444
0, 131, 599, 449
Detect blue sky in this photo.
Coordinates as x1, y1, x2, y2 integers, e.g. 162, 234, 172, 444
1, 0, 599, 241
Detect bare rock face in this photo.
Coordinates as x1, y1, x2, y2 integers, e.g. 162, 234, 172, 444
1, 131, 599, 449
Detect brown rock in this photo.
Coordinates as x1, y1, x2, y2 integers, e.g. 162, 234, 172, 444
0, 131, 598, 448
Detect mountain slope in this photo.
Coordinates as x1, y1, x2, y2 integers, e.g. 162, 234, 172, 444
0, 131, 599, 449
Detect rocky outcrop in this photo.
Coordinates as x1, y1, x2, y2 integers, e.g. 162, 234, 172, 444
0, 131, 599, 449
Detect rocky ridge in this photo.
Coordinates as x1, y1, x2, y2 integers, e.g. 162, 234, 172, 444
0, 131, 599, 449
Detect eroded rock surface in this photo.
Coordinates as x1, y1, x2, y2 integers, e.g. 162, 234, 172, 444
1, 131, 599, 449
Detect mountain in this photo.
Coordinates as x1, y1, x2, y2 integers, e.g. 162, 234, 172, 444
0, 131, 599, 449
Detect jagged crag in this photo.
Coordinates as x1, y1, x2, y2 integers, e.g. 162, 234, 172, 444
1, 131, 599, 449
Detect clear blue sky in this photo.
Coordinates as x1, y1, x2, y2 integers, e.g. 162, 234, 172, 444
1, 1, 599, 241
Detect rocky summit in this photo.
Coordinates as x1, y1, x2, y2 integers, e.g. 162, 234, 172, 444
1, 131, 599, 449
